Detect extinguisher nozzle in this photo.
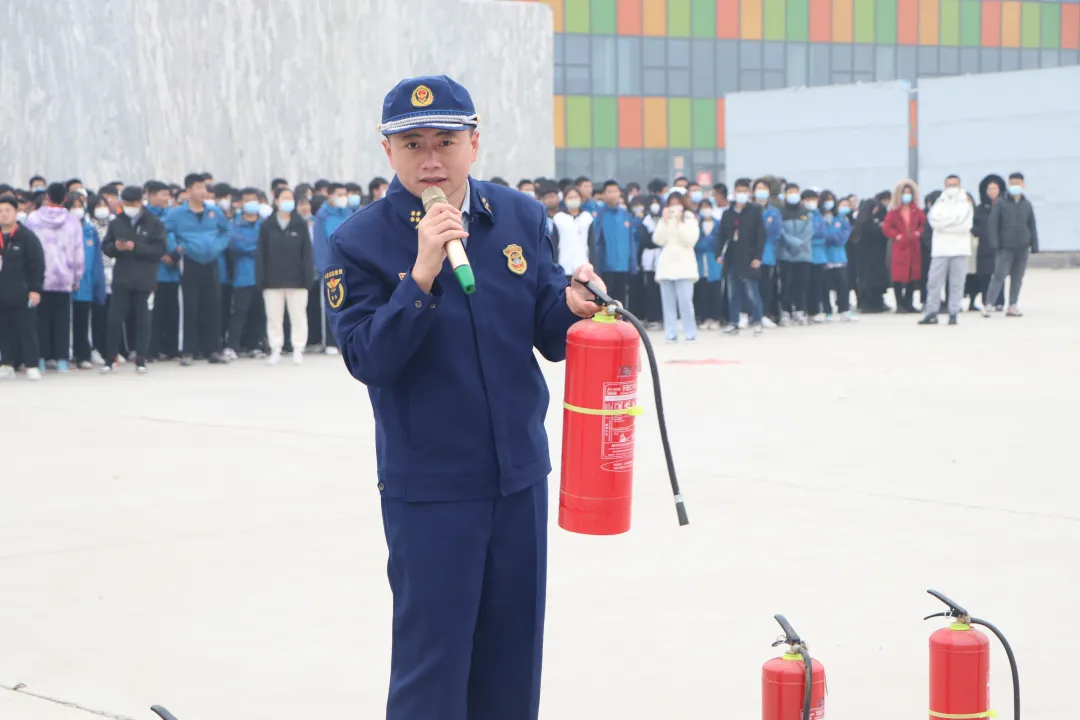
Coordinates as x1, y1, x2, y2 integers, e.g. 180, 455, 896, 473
675, 498, 689, 526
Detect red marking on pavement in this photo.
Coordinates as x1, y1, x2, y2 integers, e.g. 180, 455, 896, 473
664, 359, 740, 365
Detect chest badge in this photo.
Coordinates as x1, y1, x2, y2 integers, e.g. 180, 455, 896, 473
398, 272, 406, 281
503, 244, 527, 275
324, 266, 345, 310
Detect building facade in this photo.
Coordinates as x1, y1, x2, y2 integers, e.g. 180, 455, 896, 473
513, 0, 1080, 185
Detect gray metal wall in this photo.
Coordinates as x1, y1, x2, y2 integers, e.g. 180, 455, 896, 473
918, 67, 1080, 252
724, 81, 912, 200
0, 0, 554, 189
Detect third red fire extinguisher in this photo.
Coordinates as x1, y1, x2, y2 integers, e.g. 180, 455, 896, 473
763, 614, 827, 720
925, 589, 1020, 720
559, 280, 689, 535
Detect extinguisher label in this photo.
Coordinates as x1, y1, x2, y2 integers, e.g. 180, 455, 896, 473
802, 699, 825, 719
601, 380, 636, 472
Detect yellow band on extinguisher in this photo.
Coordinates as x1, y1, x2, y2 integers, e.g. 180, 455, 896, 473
929, 710, 997, 718
563, 402, 643, 417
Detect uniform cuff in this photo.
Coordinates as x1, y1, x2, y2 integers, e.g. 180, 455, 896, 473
392, 270, 442, 314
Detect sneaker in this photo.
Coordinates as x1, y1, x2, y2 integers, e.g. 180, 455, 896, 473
1006, 306, 1023, 317
738, 314, 749, 329
0, 365, 15, 380
918, 315, 939, 325
753, 323, 763, 336
90, 349, 105, 366
179, 355, 194, 366
325, 346, 339, 356
982, 306, 992, 318
762, 317, 777, 329
117, 354, 127, 364
136, 363, 148, 374
222, 348, 239, 362
268, 351, 282, 365
292, 349, 304, 365
38, 359, 46, 372
78, 360, 93, 370
207, 352, 230, 364
842, 311, 859, 322
778, 312, 791, 327
56, 359, 69, 373
722, 324, 739, 335
26, 367, 42, 381
948, 314, 958, 325
45, 359, 58, 370
248, 349, 267, 359
811, 313, 826, 324
100, 363, 115, 374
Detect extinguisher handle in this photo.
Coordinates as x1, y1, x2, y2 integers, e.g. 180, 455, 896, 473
773, 614, 802, 645
926, 589, 969, 618
150, 707, 179, 720
575, 277, 618, 310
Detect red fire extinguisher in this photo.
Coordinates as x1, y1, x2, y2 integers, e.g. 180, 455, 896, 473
763, 615, 827, 720
559, 280, 689, 534
925, 589, 1020, 720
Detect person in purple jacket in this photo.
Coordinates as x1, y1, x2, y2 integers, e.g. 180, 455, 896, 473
23, 183, 84, 372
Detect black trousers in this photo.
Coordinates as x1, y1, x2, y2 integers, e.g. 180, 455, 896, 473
107, 288, 152, 363
220, 284, 233, 349
226, 285, 260, 352
826, 266, 851, 313
97, 294, 133, 358
807, 264, 826, 316
71, 301, 103, 363
181, 260, 222, 357
0, 303, 39, 368
696, 280, 724, 321
760, 265, 778, 320
37, 291, 71, 362
779, 261, 810, 314
150, 282, 180, 358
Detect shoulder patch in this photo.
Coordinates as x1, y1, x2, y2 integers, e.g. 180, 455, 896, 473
324, 265, 346, 311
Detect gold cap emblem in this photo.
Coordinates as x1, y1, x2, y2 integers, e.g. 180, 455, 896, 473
411, 85, 434, 108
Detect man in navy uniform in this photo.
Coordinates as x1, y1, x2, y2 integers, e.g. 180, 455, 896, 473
324, 75, 606, 720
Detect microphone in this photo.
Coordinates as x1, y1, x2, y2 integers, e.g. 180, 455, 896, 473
421, 186, 476, 295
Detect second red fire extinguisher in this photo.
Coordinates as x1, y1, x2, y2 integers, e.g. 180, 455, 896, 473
763, 615, 826, 720
558, 279, 689, 534
925, 589, 1020, 720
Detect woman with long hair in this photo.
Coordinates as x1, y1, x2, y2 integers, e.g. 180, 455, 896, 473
652, 191, 701, 342
882, 179, 926, 313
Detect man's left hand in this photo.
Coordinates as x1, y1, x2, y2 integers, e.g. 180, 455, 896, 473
565, 263, 607, 318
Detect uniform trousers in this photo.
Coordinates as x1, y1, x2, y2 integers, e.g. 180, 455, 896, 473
381, 480, 547, 720
0, 304, 39, 368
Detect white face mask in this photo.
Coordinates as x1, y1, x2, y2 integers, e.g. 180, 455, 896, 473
123, 205, 141, 219
219, 199, 233, 211
94, 208, 110, 220
565, 199, 581, 211
258, 203, 274, 219
16, 211, 27, 222
649, 202, 661, 215
205, 198, 218, 207
332, 196, 348, 209
71, 208, 86, 220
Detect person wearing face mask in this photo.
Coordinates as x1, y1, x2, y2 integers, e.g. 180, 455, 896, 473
222, 188, 265, 361
653, 191, 701, 342
983, 171, 1038, 317
100, 187, 167, 373
589, 180, 637, 307
65, 192, 106, 369
0, 194, 46, 380
822, 195, 856, 321
688, 183, 704, 209
551, 186, 593, 282
753, 178, 783, 326
313, 183, 351, 276
776, 182, 814, 325
146, 181, 182, 361
692, 199, 724, 329
29, 176, 47, 194
257, 187, 312, 365
920, 175, 974, 326
344, 182, 365, 213
517, 179, 536, 198
803, 189, 829, 322
716, 179, 765, 335
23, 183, 85, 372
969, 174, 1006, 311
852, 192, 893, 313
882, 179, 926, 313
87, 196, 118, 363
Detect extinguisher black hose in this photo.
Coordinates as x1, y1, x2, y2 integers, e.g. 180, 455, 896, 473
970, 617, 1019, 720
151, 706, 179, 720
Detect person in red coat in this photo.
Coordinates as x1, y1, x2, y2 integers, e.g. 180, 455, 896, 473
882, 179, 925, 313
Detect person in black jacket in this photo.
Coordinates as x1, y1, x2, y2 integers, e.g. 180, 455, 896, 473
101, 187, 167, 373
717, 177, 766, 334
984, 171, 1038, 317
968, 173, 1005, 311
256, 187, 314, 365
0, 195, 46, 379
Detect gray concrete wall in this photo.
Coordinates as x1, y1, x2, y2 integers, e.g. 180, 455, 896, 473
0, 0, 554, 189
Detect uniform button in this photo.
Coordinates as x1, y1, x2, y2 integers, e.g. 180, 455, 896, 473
377, 482, 385, 491
429, 302, 436, 309
414, 300, 423, 309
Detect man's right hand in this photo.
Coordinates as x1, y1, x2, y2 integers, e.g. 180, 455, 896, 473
412, 203, 468, 293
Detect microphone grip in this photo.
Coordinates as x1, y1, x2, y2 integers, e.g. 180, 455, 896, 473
445, 238, 476, 295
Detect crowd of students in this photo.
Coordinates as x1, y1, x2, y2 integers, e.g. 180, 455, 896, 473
0, 169, 1038, 381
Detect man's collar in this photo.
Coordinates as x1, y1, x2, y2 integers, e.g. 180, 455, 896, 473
386, 175, 494, 230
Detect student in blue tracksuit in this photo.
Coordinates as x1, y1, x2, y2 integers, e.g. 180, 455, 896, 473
164, 173, 231, 364
589, 180, 636, 308
225, 189, 262, 359
754, 178, 783, 322
777, 182, 814, 324
312, 183, 352, 351
66, 194, 106, 368
146, 181, 180, 359
805, 190, 828, 321
823, 194, 855, 320
325, 75, 607, 720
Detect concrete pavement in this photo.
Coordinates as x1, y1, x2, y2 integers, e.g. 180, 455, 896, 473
3, 268, 1077, 719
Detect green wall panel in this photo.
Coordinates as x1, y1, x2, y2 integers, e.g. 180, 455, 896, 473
669, 0, 692, 37
566, 96, 592, 148
855, 0, 876, 43
591, 0, 617, 34
669, 99, 692, 148
940, 0, 960, 45
876, 0, 898, 43
765, 0, 787, 39
1021, 3, 1040, 48
592, 97, 618, 148
1040, 3, 1060, 48
788, 0, 810, 41
691, 0, 717, 38
959, 0, 981, 47
692, 99, 716, 149
565, 0, 590, 33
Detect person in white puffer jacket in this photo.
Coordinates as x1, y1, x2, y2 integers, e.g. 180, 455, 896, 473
653, 190, 701, 342
920, 175, 974, 325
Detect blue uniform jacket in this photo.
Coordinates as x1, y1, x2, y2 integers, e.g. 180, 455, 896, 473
778, 209, 814, 263
695, 219, 722, 282
163, 202, 230, 266
810, 210, 828, 265
824, 214, 852, 265
590, 205, 638, 274
325, 177, 581, 502
761, 204, 782, 266
147, 206, 181, 283
73, 221, 106, 304
229, 217, 261, 288
312, 205, 352, 275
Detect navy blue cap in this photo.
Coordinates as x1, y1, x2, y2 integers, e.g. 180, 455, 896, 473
378, 75, 479, 136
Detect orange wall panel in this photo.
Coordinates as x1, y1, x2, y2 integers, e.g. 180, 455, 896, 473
537, 0, 564, 32
742, 0, 764, 38
833, 0, 855, 41
1001, 1, 1021, 46
554, 95, 566, 148
644, 0, 668, 34
619, 0, 644, 33
919, 0, 939, 43
716, 98, 726, 149
619, 97, 644, 148
644, 97, 668, 149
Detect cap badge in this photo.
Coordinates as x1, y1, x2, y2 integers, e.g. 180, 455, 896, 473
411, 85, 434, 108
